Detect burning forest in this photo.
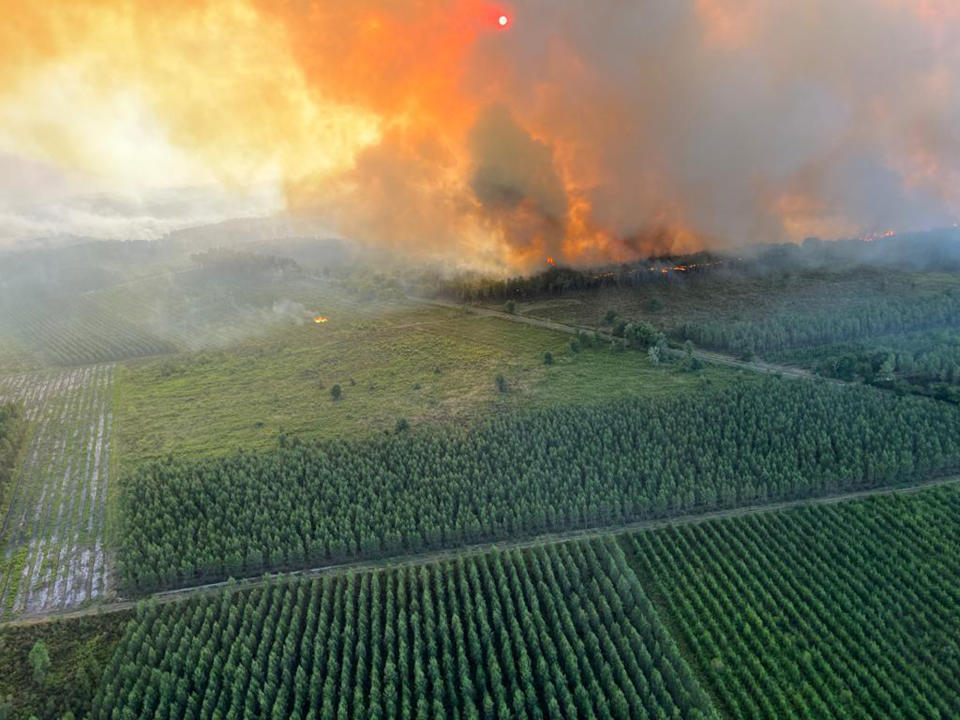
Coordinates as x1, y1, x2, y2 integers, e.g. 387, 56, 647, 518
1, 1, 960, 271
4, 5, 960, 720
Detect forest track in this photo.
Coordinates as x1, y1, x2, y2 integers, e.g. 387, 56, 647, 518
411, 297, 821, 381
4, 472, 957, 629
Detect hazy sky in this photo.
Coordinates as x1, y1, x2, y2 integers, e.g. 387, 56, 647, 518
1, 1, 959, 268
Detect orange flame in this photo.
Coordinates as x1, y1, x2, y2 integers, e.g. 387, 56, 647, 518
314, 316, 329, 324
545, 256, 555, 266
859, 229, 897, 243
1, 1, 956, 269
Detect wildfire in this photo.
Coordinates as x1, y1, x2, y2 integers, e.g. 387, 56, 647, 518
314, 316, 329, 324
860, 230, 897, 243
4, 1, 956, 269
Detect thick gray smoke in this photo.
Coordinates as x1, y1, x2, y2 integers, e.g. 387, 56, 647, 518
469, 104, 568, 257
3, 0, 959, 269
457, 0, 960, 258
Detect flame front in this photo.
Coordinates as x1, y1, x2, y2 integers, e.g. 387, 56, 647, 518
314, 316, 329, 324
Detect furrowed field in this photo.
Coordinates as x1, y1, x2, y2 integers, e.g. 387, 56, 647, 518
629, 483, 960, 719
0, 401, 25, 495
0, 299, 176, 367
116, 378, 960, 590
0, 365, 114, 618
92, 538, 716, 720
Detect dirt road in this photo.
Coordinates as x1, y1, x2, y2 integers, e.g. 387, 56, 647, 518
4, 473, 957, 629
412, 296, 820, 380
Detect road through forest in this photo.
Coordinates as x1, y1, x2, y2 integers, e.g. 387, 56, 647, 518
412, 297, 819, 380
0, 293, 923, 626
4, 473, 957, 628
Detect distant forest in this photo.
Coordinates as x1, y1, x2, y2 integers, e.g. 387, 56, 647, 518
434, 229, 960, 302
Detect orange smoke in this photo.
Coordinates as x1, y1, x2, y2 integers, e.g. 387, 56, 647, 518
1, 0, 959, 270
0, 0, 699, 269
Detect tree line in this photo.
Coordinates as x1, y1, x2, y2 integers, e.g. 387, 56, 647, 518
436, 255, 723, 303
93, 538, 716, 719
775, 328, 960, 403
678, 289, 960, 358
631, 484, 960, 719
117, 379, 960, 590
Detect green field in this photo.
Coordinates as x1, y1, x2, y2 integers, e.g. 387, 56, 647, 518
629, 483, 960, 719
4, 237, 960, 720
4, 483, 958, 720
114, 302, 728, 466
116, 377, 960, 590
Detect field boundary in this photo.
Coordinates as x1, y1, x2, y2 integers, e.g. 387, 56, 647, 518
411, 296, 822, 380
4, 472, 957, 629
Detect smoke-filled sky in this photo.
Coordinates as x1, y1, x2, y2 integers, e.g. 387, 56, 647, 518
1, 0, 959, 268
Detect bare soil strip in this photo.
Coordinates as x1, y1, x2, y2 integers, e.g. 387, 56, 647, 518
0, 365, 114, 620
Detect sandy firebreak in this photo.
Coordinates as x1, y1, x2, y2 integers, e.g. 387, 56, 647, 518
0, 364, 113, 618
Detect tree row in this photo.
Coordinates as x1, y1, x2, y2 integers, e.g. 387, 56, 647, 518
93, 539, 716, 719
117, 379, 960, 590
630, 485, 960, 719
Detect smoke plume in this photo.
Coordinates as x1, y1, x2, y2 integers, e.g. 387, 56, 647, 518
1, 0, 959, 269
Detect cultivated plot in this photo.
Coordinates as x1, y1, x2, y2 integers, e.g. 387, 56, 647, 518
92, 537, 717, 719
0, 364, 114, 618
0, 299, 176, 366
629, 484, 960, 719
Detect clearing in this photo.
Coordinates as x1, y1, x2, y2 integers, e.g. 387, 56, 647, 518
114, 301, 736, 466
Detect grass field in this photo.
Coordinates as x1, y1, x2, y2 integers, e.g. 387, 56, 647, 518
114, 301, 732, 465
87, 270, 361, 352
